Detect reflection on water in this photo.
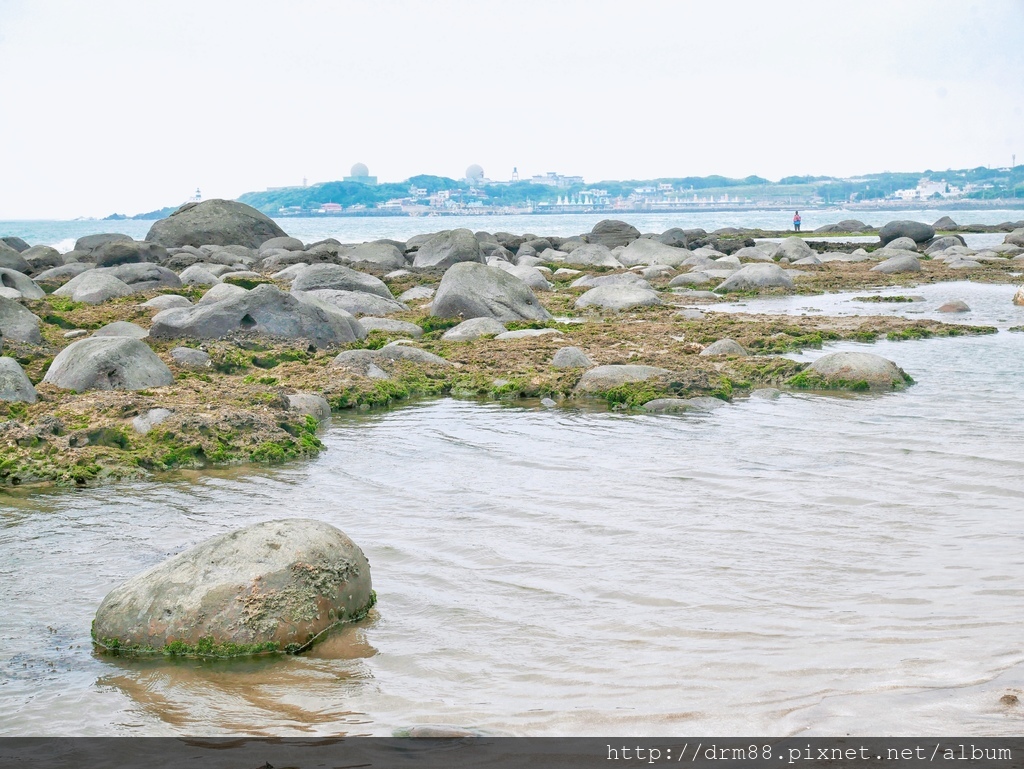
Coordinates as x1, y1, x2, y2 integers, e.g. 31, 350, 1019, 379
3, 323, 1024, 735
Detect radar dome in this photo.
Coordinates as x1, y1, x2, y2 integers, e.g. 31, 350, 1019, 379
465, 164, 485, 181
350, 163, 369, 178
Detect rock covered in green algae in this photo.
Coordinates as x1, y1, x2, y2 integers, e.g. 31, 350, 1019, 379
93, 519, 375, 657
791, 351, 914, 392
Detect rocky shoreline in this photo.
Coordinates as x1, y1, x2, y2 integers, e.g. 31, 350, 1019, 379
0, 201, 1020, 488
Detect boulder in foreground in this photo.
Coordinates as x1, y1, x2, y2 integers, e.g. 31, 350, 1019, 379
92, 519, 375, 656
431, 262, 552, 321
42, 337, 173, 392
790, 351, 913, 391
150, 284, 364, 346
146, 199, 288, 249
879, 220, 935, 246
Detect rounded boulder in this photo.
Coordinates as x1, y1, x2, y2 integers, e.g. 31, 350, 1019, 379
802, 352, 912, 391
146, 199, 288, 250
92, 519, 374, 656
43, 337, 173, 392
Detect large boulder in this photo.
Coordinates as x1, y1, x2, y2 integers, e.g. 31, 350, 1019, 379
0, 358, 37, 403
53, 271, 135, 304
258, 236, 304, 253
586, 219, 640, 248
151, 284, 364, 346
878, 220, 935, 246
0, 296, 42, 344
92, 519, 374, 656
430, 262, 552, 322
411, 229, 484, 269
99, 262, 182, 290
20, 245, 64, 273
293, 288, 408, 316
290, 263, 393, 298
93, 240, 168, 267
1005, 229, 1024, 248
74, 233, 132, 254
933, 216, 958, 230
558, 243, 622, 268
43, 337, 173, 392
0, 248, 31, 274
574, 284, 663, 311
34, 263, 95, 286
0, 269, 44, 300
800, 351, 912, 391
776, 236, 815, 261
574, 364, 671, 394
0, 236, 30, 252
870, 254, 921, 274
617, 239, 691, 268
715, 263, 795, 292
347, 242, 407, 271
145, 199, 288, 249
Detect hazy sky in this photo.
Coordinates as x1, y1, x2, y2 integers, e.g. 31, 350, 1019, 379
0, 0, 1021, 219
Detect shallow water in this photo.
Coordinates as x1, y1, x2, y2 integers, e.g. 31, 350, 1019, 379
3, 305, 1024, 735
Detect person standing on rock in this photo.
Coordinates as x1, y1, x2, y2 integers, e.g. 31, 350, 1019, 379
793, 211, 802, 232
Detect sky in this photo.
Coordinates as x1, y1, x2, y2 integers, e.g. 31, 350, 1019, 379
0, 0, 1021, 219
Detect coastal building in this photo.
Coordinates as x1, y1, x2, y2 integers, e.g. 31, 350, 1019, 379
344, 163, 377, 185
893, 179, 963, 200
319, 202, 343, 213
530, 172, 585, 188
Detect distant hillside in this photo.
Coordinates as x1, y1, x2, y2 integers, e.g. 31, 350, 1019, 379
111, 165, 1024, 220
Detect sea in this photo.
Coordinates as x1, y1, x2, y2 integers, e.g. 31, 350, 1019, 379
1, 210, 1023, 737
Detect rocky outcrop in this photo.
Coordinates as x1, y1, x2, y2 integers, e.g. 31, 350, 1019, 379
145, 199, 288, 249
91, 519, 374, 656
431, 262, 552, 322
150, 284, 365, 346
43, 337, 173, 392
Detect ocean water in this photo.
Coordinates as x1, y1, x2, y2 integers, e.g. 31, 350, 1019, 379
2, 282, 1024, 736
1, 207, 1021, 253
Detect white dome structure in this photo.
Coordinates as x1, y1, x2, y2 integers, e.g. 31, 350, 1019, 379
465, 164, 485, 182
350, 162, 370, 178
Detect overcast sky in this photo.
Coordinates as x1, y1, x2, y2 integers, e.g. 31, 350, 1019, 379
0, 0, 1021, 219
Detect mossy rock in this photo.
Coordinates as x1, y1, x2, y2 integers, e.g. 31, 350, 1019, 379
92, 519, 375, 658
